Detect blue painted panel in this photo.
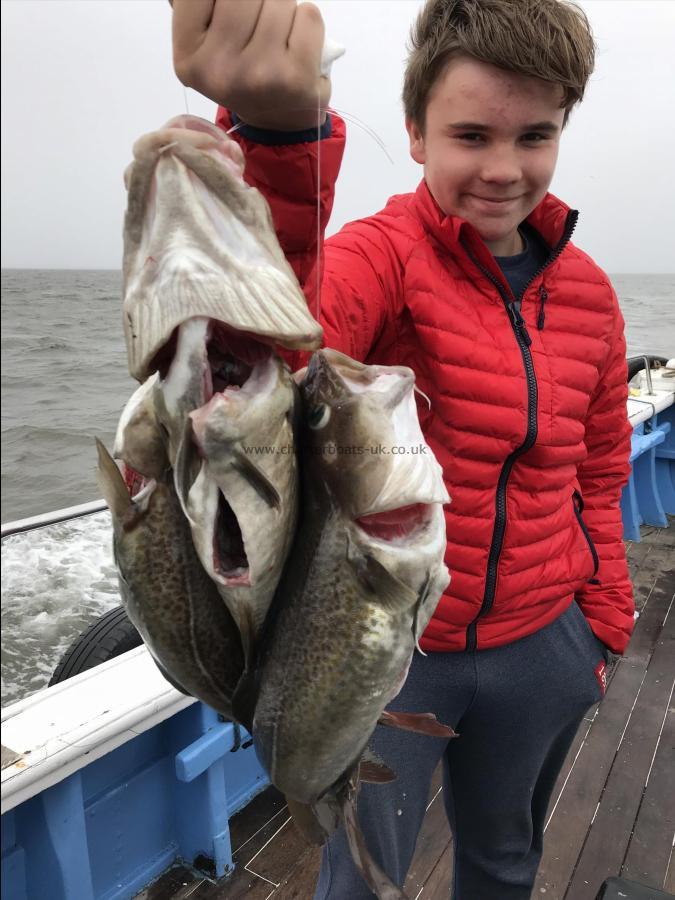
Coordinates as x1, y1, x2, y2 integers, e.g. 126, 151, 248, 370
1, 810, 28, 900
43, 776, 95, 899
224, 739, 270, 817
99, 845, 177, 900
655, 406, 675, 513
1, 844, 28, 900
81, 726, 167, 802
86, 752, 177, 898
2, 702, 270, 898
10, 779, 93, 900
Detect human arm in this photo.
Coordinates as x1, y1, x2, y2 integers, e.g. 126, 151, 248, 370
214, 109, 402, 362
575, 287, 634, 656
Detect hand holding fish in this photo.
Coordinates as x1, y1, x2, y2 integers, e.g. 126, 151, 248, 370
171, 0, 330, 130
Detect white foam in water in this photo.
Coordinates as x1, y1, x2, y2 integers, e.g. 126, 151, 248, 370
1, 511, 121, 707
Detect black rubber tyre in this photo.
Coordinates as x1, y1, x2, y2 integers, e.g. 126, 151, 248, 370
49, 606, 143, 686
626, 355, 668, 382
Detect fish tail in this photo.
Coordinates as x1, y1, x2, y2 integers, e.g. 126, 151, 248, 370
340, 785, 409, 899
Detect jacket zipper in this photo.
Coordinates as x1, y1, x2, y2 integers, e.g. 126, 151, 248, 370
537, 286, 548, 330
462, 210, 579, 651
572, 490, 600, 580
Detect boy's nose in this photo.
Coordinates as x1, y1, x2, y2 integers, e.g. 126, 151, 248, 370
479, 147, 522, 184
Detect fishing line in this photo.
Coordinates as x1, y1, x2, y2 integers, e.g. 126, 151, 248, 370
223, 92, 397, 353
182, 84, 190, 116
326, 105, 394, 165
224, 104, 392, 164
316, 83, 323, 325
414, 385, 432, 410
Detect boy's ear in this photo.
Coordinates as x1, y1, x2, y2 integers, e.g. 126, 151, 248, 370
405, 118, 426, 165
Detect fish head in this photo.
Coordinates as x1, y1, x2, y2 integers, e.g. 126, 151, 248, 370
122, 115, 321, 382
190, 346, 295, 453
300, 349, 449, 526
113, 372, 169, 480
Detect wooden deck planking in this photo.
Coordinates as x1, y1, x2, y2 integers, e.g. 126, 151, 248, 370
565, 581, 674, 899
140, 523, 674, 900
620, 665, 675, 891
415, 844, 453, 898
403, 771, 452, 898
535, 555, 674, 899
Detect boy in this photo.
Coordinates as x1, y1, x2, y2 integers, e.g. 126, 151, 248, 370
172, 1, 634, 897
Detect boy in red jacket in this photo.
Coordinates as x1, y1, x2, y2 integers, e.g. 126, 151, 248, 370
172, 1, 633, 896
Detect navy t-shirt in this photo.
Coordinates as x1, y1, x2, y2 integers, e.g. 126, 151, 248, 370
494, 221, 550, 310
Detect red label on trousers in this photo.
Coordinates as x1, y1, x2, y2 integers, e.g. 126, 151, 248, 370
594, 660, 607, 696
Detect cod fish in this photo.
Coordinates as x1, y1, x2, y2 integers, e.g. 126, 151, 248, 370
122, 114, 322, 383
251, 349, 451, 897
176, 343, 300, 666
120, 115, 316, 666
96, 438, 245, 719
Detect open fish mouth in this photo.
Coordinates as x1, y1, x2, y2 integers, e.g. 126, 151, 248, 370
355, 502, 435, 542
214, 490, 250, 586
184, 322, 278, 589
207, 322, 271, 395
151, 319, 272, 399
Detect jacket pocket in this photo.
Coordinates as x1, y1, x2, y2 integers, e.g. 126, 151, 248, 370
573, 490, 599, 580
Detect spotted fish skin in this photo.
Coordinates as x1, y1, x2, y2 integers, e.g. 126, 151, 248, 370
252, 349, 450, 805
96, 439, 245, 717
254, 491, 423, 802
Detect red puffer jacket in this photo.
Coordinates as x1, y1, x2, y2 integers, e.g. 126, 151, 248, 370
217, 109, 634, 656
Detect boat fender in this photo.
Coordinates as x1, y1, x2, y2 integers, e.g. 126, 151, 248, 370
49, 606, 143, 685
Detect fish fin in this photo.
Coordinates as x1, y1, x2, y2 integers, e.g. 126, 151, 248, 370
231, 667, 258, 732
378, 710, 457, 739
234, 604, 258, 672
358, 752, 397, 784
286, 798, 333, 847
95, 438, 133, 522
339, 781, 409, 899
346, 537, 418, 612
231, 447, 281, 510
174, 418, 199, 516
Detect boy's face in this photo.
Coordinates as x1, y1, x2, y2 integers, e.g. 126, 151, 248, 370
406, 56, 565, 256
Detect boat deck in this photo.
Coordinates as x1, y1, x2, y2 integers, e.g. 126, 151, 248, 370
138, 519, 675, 900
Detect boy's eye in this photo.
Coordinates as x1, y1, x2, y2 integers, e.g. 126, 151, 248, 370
521, 133, 548, 143
457, 132, 485, 143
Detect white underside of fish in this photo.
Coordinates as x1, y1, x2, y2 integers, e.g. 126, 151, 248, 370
122, 116, 322, 382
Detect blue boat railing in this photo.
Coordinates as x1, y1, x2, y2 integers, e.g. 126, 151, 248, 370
620, 368, 675, 541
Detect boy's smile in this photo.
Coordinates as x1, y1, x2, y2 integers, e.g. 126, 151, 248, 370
406, 56, 565, 257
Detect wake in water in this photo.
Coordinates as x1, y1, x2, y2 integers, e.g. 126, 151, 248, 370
1, 512, 120, 706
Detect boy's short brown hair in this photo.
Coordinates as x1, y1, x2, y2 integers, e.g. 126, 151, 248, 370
403, 0, 596, 131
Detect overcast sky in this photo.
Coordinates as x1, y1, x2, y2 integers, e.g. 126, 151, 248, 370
1, 0, 674, 273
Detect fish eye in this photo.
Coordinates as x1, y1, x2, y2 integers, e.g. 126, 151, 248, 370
308, 404, 331, 429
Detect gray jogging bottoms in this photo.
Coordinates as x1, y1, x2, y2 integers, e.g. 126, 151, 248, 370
313, 599, 608, 899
